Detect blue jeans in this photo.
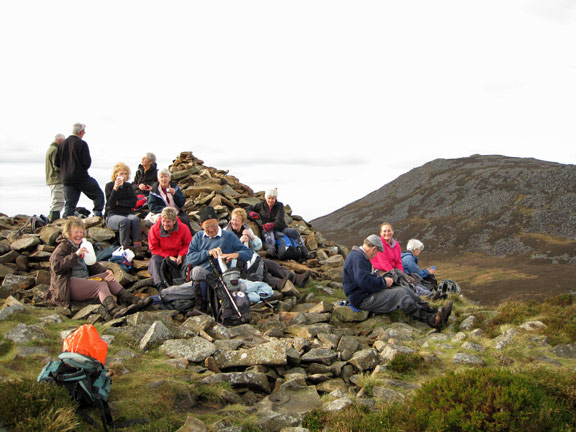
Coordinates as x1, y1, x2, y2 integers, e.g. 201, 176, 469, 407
63, 177, 105, 217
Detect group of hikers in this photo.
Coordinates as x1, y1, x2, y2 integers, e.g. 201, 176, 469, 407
44, 123, 453, 330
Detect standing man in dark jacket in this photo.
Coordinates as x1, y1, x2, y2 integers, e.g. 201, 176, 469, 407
55, 123, 104, 218
343, 234, 452, 331
45, 133, 66, 222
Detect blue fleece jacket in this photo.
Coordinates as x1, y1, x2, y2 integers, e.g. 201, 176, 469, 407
401, 251, 430, 278
343, 246, 387, 308
186, 227, 253, 270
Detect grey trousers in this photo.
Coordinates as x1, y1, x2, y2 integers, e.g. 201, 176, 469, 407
106, 214, 142, 247
359, 286, 431, 316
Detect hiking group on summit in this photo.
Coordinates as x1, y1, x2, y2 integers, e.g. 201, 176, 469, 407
44, 122, 455, 330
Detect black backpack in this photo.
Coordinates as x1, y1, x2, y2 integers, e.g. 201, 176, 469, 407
237, 254, 265, 282
160, 258, 186, 287
207, 267, 251, 326
38, 352, 114, 431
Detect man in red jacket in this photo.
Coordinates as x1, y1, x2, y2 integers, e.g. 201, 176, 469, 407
148, 207, 192, 289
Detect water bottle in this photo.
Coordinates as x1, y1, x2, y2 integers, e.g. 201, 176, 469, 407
81, 238, 97, 265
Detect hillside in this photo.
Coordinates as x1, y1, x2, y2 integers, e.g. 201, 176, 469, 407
311, 154, 576, 304
312, 154, 576, 257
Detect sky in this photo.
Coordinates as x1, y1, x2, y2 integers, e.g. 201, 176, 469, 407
0, 1, 575, 222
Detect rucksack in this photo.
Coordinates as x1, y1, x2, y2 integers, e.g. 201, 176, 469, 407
160, 258, 187, 287
438, 279, 461, 294
207, 267, 251, 326
237, 254, 265, 282
275, 234, 303, 261
37, 325, 114, 431
155, 281, 196, 312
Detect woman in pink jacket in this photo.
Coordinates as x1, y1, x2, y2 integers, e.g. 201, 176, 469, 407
370, 222, 404, 274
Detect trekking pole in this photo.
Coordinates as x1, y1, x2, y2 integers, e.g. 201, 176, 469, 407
208, 258, 242, 318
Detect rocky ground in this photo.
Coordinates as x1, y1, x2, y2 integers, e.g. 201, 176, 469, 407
2, 152, 576, 430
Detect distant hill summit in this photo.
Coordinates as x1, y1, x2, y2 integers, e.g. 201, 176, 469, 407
312, 154, 576, 263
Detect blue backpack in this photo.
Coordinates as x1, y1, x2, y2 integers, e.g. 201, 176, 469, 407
38, 352, 114, 431
275, 235, 303, 261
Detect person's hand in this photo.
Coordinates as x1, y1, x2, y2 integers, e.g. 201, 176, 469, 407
167, 187, 175, 195
76, 247, 88, 258
428, 267, 436, 275
220, 252, 239, 263
262, 223, 274, 232
249, 211, 260, 220
176, 256, 183, 265
240, 234, 249, 243
384, 276, 394, 287
242, 229, 254, 240
169, 256, 178, 262
104, 269, 116, 282
209, 247, 222, 259
139, 183, 152, 191
114, 176, 123, 190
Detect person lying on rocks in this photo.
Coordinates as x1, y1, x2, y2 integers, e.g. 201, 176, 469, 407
104, 162, 142, 250
146, 168, 192, 232
343, 234, 452, 331
186, 206, 253, 314
45, 217, 151, 318
132, 152, 158, 195
224, 207, 311, 289
247, 187, 310, 260
148, 207, 192, 290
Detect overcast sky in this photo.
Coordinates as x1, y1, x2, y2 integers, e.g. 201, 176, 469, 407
0, 1, 574, 221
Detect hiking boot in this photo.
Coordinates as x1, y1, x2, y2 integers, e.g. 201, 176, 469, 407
103, 296, 130, 319
115, 290, 153, 315
292, 270, 312, 288
48, 211, 60, 223
276, 276, 290, 290
193, 282, 208, 313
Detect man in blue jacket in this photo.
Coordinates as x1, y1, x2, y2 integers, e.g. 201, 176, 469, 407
186, 206, 253, 313
343, 234, 451, 330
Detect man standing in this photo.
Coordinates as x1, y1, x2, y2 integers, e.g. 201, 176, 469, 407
55, 123, 104, 218
45, 133, 66, 222
343, 234, 452, 331
186, 206, 253, 312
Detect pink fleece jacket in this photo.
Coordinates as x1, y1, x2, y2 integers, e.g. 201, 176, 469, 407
370, 236, 404, 272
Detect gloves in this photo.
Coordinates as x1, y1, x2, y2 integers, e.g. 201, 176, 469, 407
249, 211, 260, 220
262, 223, 275, 232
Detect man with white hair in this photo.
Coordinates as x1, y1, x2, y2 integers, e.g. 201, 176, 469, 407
55, 123, 104, 218
45, 133, 66, 221
343, 234, 452, 331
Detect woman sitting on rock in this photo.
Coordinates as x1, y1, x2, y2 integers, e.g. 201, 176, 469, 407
401, 239, 438, 291
46, 217, 151, 318
148, 207, 192, 290
146, 168, 192, 231
104, 162, 142, 250
247, 188, 310, 260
